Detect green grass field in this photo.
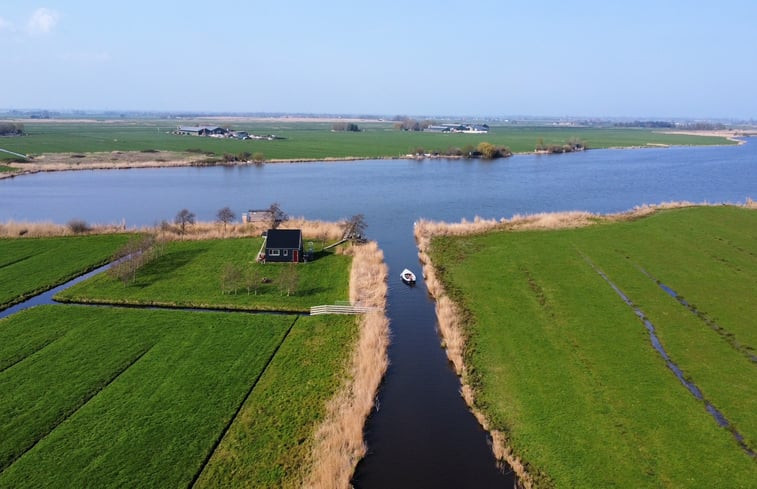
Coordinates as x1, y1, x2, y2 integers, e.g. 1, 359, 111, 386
0, 305, 357, 488
56, 238, 351, 312
196, 314, 357, 488
429, 206, 757, 488
0, 121, 734, 162
0, 234, 134, 310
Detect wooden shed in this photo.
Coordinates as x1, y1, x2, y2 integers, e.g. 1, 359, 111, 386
264, 229, 303, 263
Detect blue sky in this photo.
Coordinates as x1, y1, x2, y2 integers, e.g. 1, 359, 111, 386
2, 1, 755, 118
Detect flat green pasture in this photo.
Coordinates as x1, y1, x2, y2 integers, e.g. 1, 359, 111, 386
196, 314, 357, 488
0, 121, 733, 162
0, 306, 294, 487
0, 234, 133, 310
430, 206, 757, 488
56, 238, 350, 312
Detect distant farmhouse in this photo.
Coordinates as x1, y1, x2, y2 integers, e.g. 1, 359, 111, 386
264, 229, 303, 263
173, 126, 283, 141
175, 126, 229, 137
424, 123, 489, 134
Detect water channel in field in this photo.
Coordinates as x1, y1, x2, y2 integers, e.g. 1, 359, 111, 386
1, 140, 755, 487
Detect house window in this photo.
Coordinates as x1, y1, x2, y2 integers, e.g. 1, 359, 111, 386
269, 249, 280, 256
284, 250, 289, 256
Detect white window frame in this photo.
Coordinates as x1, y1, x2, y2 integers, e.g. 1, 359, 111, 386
269, 249, 280, 256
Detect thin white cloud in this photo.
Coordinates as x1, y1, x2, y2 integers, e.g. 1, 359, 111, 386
26, 8, 60, 35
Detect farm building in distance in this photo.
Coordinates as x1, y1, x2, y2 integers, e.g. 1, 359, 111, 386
242, 209, 274, 223
264, 229, 303, 263
424, 123, 489, 134
174, 126, 229, 136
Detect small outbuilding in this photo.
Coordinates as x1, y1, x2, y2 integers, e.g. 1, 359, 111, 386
264, 229, 303, 263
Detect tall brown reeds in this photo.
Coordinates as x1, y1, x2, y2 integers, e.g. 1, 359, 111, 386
0, 220, 129, 238
301, 241, 389, 489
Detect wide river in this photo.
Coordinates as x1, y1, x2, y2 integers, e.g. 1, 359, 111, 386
1, 141, 755, 487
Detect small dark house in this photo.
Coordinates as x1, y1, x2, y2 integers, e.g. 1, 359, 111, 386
265, 229, 303, 263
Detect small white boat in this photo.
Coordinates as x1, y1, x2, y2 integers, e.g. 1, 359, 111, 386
400, 268, 416, 284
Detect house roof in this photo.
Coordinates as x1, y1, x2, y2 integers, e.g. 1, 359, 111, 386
266, 229, 302, 249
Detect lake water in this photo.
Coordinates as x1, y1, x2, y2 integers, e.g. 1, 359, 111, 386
1, 141, 755, 487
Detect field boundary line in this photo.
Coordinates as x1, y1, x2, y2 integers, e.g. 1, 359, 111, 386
188, 315, 300, 488
0, 345, 154, 474
0, 254, 35, 271
0, 335, 66, 375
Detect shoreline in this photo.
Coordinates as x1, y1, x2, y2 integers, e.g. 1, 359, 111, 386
1, 134, 748, 180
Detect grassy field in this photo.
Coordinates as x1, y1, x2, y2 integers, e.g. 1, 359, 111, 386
0, 305, 357, 488
56, 237, 351, 312
196, 314, 357, 488
429, 206, 757, 488
0, 234, 133, 310
0, 121, 734, 163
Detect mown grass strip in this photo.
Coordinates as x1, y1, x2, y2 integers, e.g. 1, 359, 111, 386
0, 234, 134, 310
0, 307, 293, 488
0, 306, 161, 472
429, 206, 757, 488
195, 315, 358, 488
188, 315, 300, 487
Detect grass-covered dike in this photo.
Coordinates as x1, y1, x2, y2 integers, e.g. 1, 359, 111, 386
419, 204, 757, 488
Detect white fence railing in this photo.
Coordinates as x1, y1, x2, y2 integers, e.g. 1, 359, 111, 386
310, 304, 379, 315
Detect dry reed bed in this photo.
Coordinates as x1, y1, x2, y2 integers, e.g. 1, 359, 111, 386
302, 241, 389, 489
414, 200, 754, 489
0, 218, 345, 241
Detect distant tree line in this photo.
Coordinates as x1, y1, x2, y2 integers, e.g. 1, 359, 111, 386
614, 121, 727, 130
679, 122, 727, 130
614, 121, 675, 128
535, 137, 586, 154
411, 142, 512, 160
393, 117, 434, 131
332, 122, 361, 132
0, 123, 24, 136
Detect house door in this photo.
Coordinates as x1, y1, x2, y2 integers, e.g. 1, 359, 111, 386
293, 250, 299, 262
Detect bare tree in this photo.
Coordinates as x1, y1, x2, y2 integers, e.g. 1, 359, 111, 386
175, 209, 196, 235
244, 267, 261, 295
220, 262, 244, 295
344, 214, 367, 241
268, 202, 287, 229
108, 235, 163, 285
216, 206, 236, 233
276, 263, 299, 296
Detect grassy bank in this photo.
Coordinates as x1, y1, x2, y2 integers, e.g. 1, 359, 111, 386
0, 121, 735, 166
56, 237, 351, 312
424, 206, 757, 488
0, 234, 134, 310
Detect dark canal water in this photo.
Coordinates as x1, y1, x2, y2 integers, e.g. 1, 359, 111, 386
1, 141, 755, 488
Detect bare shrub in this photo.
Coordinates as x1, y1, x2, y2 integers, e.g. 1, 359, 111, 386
67, 219, 91, 234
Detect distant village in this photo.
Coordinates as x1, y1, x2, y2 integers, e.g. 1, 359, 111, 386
173, 126, 285, 141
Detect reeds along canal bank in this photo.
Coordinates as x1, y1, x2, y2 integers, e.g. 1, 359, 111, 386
415, 203, 757, 488
303, 241, 389, 488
